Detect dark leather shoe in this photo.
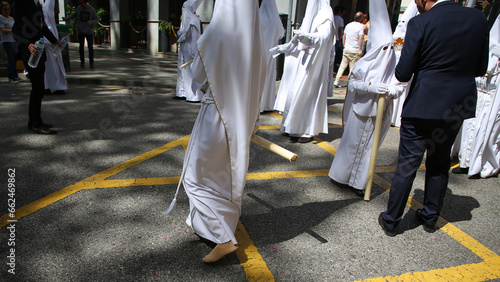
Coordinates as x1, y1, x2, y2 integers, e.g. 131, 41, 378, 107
452, 167, 469, 174
53, 90, 66, 95
29, 124, 57, 135
416, 209, 437, 233
351, 187, 364, 197
379, 213, 396, 237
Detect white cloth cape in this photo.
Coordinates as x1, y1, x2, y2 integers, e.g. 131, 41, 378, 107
176, 0, 203, 101
279, 1, 334, 137
43, 0, 67, 91
182, 0, 266, 244
260, 0, 285, 112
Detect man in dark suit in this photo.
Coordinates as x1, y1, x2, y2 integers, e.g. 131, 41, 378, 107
13, 0, 61, 134
378, 0, 489, 236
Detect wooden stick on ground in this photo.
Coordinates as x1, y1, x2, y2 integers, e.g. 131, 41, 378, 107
364, 94, 386, 201
251, 134, 298, 162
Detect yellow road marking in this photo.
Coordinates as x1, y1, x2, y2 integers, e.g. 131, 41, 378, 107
312, 135, 500, 281
236, 221, 275, 281
1, 123, 499, 282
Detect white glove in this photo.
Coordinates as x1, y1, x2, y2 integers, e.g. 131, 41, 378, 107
294, 30, 317, 46
269, 35, 299, 57
386, 85, 404, 99
367, 83, 389, 94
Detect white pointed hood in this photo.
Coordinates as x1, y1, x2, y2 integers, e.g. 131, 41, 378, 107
178, 0, 203, 38
193, 0, 267, 194
351, 0, 399, 117
260, 0, 285, 49
393, 1, 418, 41
300, 0, 333, 33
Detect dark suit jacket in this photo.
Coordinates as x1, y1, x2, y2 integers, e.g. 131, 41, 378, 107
395, 1, 489, 120
12, 0, 57, 46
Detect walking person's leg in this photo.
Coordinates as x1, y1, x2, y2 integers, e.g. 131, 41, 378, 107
87, 33, 94, 67
79, 33, 85, 67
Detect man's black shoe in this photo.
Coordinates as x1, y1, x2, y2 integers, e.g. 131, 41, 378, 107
80, 62, 85, 68
416, 209, 437, 233
451, 167, 469, 174
29, 124, 57, 135
352, 187, 364, 198
378, 213, 396, 237
53, 90, 66, 95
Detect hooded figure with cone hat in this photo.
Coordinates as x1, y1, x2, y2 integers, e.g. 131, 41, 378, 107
329, 0, 406, 195
177, 0, 267, 263
175, 0, 204, 102
271, 0, 335, 143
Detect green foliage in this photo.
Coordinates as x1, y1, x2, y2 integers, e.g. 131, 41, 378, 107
65, 4, 77, 36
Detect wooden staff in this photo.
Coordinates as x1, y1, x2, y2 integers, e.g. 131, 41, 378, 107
364, 94, 386, 201
251, 134, 298, 162
180, 60, 193, 69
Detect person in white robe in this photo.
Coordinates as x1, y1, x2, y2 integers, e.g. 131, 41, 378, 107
43, 0, 68, 93
271, 0, 334, 143
391, 1, 418, 127
175, 0, 203, 102
329, 0, 406, 196
453, 14, 500, 178
180, 0, 266, 263
259, 0, 285, 112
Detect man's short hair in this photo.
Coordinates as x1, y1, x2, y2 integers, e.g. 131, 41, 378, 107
354, 12, 364, 22
334, 5, 345, 14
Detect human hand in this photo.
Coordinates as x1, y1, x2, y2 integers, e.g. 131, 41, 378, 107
55, 40, 63, 48
386, 85, 404, 98
87, 20, 92, 26
28, 43, 39, 55
367, 83, 388, 94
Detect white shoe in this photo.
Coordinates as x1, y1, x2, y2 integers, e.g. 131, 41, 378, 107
333, 82, 341, 88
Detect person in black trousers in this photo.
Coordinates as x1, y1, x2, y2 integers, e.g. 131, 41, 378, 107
378, 0, 489, 236
13, 0, 61, 134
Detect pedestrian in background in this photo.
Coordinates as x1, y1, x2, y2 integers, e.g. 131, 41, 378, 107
13, 0, 62, 134
0, 1, 22, 83
63, 0, 97, 68
333, 11, 365, 88
379, 0, 489, 236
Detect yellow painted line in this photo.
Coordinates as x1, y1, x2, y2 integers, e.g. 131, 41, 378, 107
269, 111, 283, 121
313, 136, 337, 156
358, 258, 500, 282
235, 221, 275, 281
258, 125, 281, 130
87, 135, 190, 182
247, 169, 329, 180
311, 136, 500, 281
0, 137, 190, 228
328, 124, 343, 128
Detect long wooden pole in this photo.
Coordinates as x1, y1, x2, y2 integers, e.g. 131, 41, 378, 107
364, 94, 386, 201
251, 134, 298, 162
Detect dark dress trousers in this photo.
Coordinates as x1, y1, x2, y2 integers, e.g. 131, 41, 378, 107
13, 0, 58, 127
381, 1, 489, 229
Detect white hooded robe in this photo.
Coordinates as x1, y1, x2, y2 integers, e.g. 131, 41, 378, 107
329, 0, 405, 190
181, 0, 267, 245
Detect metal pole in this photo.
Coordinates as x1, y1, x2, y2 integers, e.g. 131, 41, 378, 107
286, 0, 294, 41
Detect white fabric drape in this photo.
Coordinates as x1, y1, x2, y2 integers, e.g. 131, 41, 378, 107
182, 0, 267, 244
329, 0, 405, 189
43, 0, 67, 91
259, 0, 285, 112
176, 0, 203, 101
277, 0, 334, 137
